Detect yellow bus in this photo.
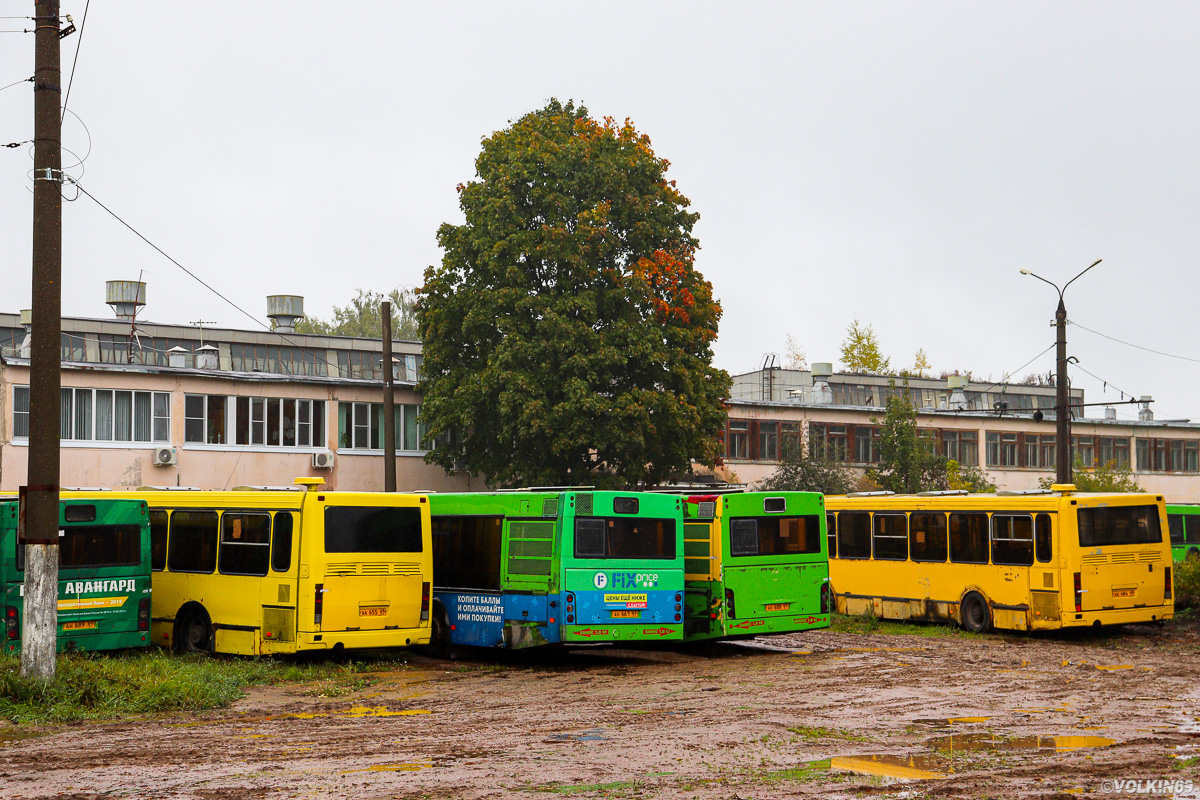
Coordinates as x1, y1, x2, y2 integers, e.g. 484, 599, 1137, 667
85, 478, 432, 655
825, 485, 1173, 632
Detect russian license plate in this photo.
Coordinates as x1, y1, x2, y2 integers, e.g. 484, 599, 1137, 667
764, 603, 790, 612
611, 610, 640, 619
359, 606, 388, 617
62, 620, 97, 631
1112, 588, 1136, 598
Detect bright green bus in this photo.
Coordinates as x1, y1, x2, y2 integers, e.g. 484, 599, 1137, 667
2, 497, 152, 653
427, 490, 685, 652
681, 491, 830, 642
1167, 504, 1200, 562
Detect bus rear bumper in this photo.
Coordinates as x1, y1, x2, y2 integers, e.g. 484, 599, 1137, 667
292, 627, 432, 651
1058, 606, 1174, 629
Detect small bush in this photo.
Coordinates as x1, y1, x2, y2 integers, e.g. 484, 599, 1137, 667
1174, 557, 1200, 611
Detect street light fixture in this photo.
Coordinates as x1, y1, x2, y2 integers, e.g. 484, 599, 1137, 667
1020, 259, 1102, 484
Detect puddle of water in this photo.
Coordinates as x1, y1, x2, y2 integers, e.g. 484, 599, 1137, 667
0, 728, 45, 745
1095, 664, 1135, 671
913, 716, 991, 727
929, 734, 1116, 753
367, 763, 432, 772
345, 706, 431, 718
831, 754, 948, 780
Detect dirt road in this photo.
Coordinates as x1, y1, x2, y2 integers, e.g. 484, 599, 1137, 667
2, 622, 1198, 799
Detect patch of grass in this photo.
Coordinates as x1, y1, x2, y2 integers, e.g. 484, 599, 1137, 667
787, 725, 872, 742
754, 758, 833, 783
0, 650, 410, 724
549, 781, 639, 795
828, 612, 981, 639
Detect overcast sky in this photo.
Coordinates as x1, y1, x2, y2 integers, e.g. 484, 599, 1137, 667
2, 3, 1198, 422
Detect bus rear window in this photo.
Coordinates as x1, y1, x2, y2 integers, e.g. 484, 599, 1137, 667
1078, 505, 1162, 547
59, 525, 142, 568
729, 516, 822, 557
325, 506, 423, 553
1169, 515, 1185, 544
574, 517, 676, 560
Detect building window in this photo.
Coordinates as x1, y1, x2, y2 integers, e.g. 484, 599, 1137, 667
186, 395, 323, 447
726, 420, 749, 460
940, 430, 979, 466
60, 332, 85, 362
1143, 439, 1200, 473
758, 421, 778, 461
1024, 434, 1055, 469
985, 432, 1019, 467
230, 343, 327, 377
22, 386, 170, 443
1071, 436, 1095, 468
338, 401, 427, 451
781, 422, 802, 459
1097, 436, 1130, 469
854, 426, 879, 464
809, 423, 848, 461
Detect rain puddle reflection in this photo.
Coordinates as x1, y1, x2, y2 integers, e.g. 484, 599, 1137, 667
545, 728, 610, 743
929, 733, 1116, 753
831, 754, 947, 780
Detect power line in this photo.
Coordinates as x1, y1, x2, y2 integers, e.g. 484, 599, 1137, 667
60, 0, 88, 122
0, 75, 32, 92
1069, 319, 1200, 365
973, 342, 1056, 398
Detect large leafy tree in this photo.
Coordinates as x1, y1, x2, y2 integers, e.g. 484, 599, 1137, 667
757, 441, 855, 495
419, 100, 731, 487
296, 288, 419, 339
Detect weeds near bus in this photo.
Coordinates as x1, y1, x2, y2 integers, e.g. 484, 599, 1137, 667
0, 650, 408, 724
1174, 557, 1200, 611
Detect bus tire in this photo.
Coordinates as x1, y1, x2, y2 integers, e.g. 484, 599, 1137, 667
174, 605, 213, 654
1187, 548, 1199, 561
960, 592, 991, 633
425, 605, 452, 659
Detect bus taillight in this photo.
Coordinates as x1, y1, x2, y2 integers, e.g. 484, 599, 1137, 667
820, 582, 832, 614
314, 583, 324, 627
4, 606, 17, 641
1165, 567, 1172, 601
566, 592, 575, 624
1073, 572, 1082, 613
421, 582, 430, 621
725, 588, 736, 620
138, 598, 150, 631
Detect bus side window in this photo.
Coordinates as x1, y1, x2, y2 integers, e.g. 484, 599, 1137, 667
272, 512, 294, 573
1035, 514, 1053, 563
910, 512, 948, 562
992, 514, 1034, 567
1168, 515, 1184, 544
837, 511, 871, 559
1186, 516, 1200, 545
949, 512, 988, 564
149, 509, 169, 571
168, 510, 219, 573
826, 513, 837, 558
218, 512, 271, 577
872, 513, 908, 561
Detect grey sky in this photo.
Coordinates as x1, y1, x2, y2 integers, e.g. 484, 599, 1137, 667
3, 3, 1198, 422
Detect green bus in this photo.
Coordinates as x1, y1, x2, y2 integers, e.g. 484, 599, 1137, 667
1167, 503, 1200, 561
682, 492, 830, 641
427, 490, 685, 652
3, 497, 152, 653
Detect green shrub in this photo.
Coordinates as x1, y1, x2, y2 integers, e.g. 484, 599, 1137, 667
1174, 557, 1200, 611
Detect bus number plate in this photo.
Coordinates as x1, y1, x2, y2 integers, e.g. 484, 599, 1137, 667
360, 607, 388, 617
62, 621, 97, 630
1112, 588, 1136, 598
611, 610, 640, 619
764, 603, 790, 612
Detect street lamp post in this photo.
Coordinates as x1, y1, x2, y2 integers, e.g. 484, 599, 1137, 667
1020, 259, 1102, 485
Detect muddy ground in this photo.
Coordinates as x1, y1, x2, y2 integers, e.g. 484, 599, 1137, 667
2, 622, 1199, 800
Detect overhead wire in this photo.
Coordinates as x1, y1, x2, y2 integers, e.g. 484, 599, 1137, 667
59, 0, 88, 122
0, 75, 32, 93
1069, 319, 1200, 366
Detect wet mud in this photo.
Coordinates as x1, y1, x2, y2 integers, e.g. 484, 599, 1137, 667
1, 622, 1198, 798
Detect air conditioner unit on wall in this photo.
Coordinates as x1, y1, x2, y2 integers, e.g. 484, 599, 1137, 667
152, 447, 177, 466
312, 451, 335, 469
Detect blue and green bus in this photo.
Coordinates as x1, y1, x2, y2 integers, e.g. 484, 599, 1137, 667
3, 497, 152, 653
427, 490, 685, 652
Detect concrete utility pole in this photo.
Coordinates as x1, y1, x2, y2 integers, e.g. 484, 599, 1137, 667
1021, 259, 1101, 486
22, 0, 64, 680
381, 302, 397, 492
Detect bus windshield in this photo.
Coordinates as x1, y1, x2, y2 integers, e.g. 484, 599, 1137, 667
1078, 505, 1162, 547
574, 517, 676, 560
729, 516, 822, 557
325, 506, 423, 553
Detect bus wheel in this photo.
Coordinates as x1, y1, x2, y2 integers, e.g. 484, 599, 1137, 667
175, 607, 213, 654
1187, 548, 1200, 561
960, 593, 991, 633
425, 606, 452, 659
